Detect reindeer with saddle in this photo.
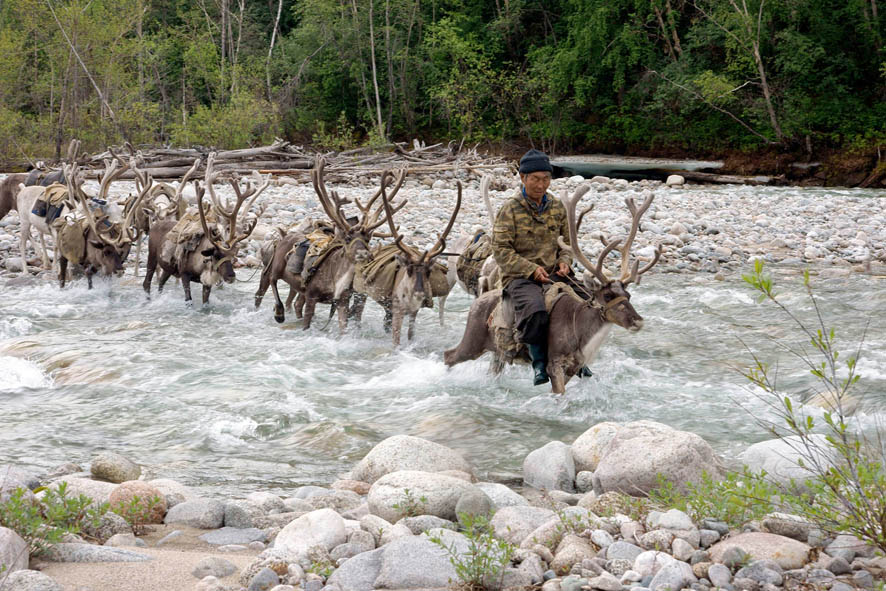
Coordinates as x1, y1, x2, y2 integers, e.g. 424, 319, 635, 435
443, 149, 661, 393
255, 159, 411, 333
143, 153, 269, 305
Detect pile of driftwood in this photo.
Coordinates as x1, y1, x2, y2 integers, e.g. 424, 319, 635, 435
80, 138, 510, 180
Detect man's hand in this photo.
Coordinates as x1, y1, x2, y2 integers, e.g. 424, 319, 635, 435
532, 266, 551, 283
555, 262, 570, 276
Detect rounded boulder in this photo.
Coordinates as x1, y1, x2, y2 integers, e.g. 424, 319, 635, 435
352, 435, 472, 484
90, 452, 141, 484
367, 470, 477, 522
109, 481, 167, 524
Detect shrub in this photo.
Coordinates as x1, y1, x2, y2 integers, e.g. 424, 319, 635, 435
429, 512, 515, 591
739, 261, 886, 551
111, 494, 163, 536
0, 482, 107, 556
391, 488, 428, 518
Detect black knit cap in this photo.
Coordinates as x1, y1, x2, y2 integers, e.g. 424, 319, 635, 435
519, 149, 553, 174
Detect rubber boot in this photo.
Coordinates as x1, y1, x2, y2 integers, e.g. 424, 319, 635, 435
527, 343, 549, 386
577, 366, 594, 378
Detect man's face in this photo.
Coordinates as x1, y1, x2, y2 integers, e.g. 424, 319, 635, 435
521, 171, 552, 201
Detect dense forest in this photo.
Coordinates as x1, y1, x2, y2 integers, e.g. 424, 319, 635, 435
0, 0, 883, 170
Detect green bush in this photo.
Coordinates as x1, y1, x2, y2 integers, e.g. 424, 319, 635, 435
429, 512, 515, 591
740, 261, 886, 552
0, 482, 107, 556
168, 92, 280, 149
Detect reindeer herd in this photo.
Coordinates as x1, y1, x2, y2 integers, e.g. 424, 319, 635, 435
0, 144, 662, 392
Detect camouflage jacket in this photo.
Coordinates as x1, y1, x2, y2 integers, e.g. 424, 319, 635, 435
492, 189, 572, 289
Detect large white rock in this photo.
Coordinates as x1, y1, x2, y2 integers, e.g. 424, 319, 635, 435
352, 435, 472, 483
572, 422, 621, 472
367, 470, 476, 522
1, 569, 63, 590
740, 435, 838, 488
490, 505, 557, 546
666, 175, 685, 186
373, 536, 457, 589
523, 441, 576, 492
49, 477, 117, 506
0, 526, 29, 573
163, 498, 225, 529
709, 532, 812, 570
475, 482, 529, 510
90, 452, 141, 484
593, 421, 722, 495
274, 508, 348, 559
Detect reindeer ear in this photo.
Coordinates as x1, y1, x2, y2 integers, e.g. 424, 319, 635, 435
89, 240, 105, 249
581, 269, 601, 290
201, 248, 215, 256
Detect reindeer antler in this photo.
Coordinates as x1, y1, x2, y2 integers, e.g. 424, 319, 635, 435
480, 176, 495, 230
311, 157, 355, 232
618, 191, 661, 285
556, 184, 619, 285
425, 182, 461, 261
204, 153, 269, 248
358, 169, 407, 234
196, 182, 226, 253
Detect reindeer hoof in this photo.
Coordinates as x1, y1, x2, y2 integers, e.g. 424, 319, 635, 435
274, 305, 285, 323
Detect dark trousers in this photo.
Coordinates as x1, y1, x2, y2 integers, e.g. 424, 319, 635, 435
504, 274, 585, 345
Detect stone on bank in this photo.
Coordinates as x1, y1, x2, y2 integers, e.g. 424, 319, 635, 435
350, 435, 473, 483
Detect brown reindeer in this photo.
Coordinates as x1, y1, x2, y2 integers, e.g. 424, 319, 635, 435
0, 174, 27, 222
443, 186, 661, 393
56, 157, 147, 288
255, 159, 406, 333
143, 156, 269, 305
369, 180, 461, 346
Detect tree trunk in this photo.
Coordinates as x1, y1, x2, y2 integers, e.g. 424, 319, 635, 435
350, 0, 374, 119
752, 41, 784, 142
266, 0, 283, 101
384, 0, 395, 134
368, 0, 385, 139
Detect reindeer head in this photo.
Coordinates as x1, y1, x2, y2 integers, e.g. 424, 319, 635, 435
311, 159, 408, 263
383, 181, 461, 308
196, 155, 269, 284
559, 186, 661, 332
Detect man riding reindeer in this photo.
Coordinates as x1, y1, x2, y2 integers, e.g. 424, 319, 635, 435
492, 149, 593, 386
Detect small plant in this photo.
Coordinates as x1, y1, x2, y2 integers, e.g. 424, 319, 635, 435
648, 469, 778, 528
111, 495, 162, 536
312, 111, 357, 151
430, 512, 515, 590
0, 482, 107, 556
307, 557, 336, 579
739, 262, 886, 552
391, 488, 428, 517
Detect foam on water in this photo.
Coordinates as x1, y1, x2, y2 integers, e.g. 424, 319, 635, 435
0, 355, 52, 391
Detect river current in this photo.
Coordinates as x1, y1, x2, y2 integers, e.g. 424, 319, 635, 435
2, 264, 884, 497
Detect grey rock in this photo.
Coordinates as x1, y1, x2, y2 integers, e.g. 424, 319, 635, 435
826, 534, 871, 561
733, 576, 758, 591
351, 435, 472, 484
702, 519, 729, 536
852, 569, 874, 588
761, 513, 813, 542
282, 497, 314, 513
831, 582, 856, 591
594, 421, 722, 495
292, 485, 332, 499
192, 556, 238, 578
43, 543, 152, 562
708, 563, 732, 587
591, 529, 614, 548
455, 487, 493, 524
658, 509, 695, 531
397, 515, 456, 535
303, 580, 323, 591
699, 529, 721, 548
606, 541, 644, 563
245, 492, 285, 513
826, 556, 851, 575
347, 529, 375, 552
561, 575, 589, 591
807, 568, 836, 583
307, 490, 363, 513
572, 423, 621, 472
517, 552, 546, 584
690, 550, 710, 565
378, 522, 412, 546
640, 530, 674, 550
588, 571, 623, 591
249, 567, 280, 591
164, 498, 225, 529
248, 541, 265, 551
274, 509, 347, 560
491, 505, 558, 546
218, 544, 248, 552
340, 502, 369, 521
606, 559, 633, 577
523, 441, 576, 492
367, 470, 476, 522
327, 547, 383, 591
474, 482, 528, 509
734, 563, 783, 585
650, 562, 695, 591
719, 546, 750, 568
0, 526, 29, 574
710, 532, 811, 570
225, 500, 265, 529
672, 538, 695, 561
90, 452, 141, 483
373, 536, 456, 588
330, 542, 366, 564
0, 465, 40, 490
359, 514, 392, 545
740, 435, 838, 488
576, 471, 596, 493
199, 527, 267, 545
552, 534, 597, 573
633, 551, 684, 578
50, 477, 116, 506
1, 569, 63, 591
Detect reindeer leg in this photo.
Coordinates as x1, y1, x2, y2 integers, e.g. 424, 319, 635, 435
391, 304, 404, 346
202, 284, 212, 305
303, 297, 317, 330
58, 257, 68, 288
133, 235, 142, 277
383, 303, 393, 334
285, 289, 296, 312
143, 251, 157, 297
437, 295, 447, 326
157, 269, 172, 293
337, 296, 349, 334
254, 265, 271, 309
349, 292, 366, 326
181, 272, 193, 304
295, 293, 305, 318
38, 231, 50, 269
271, 280, 285, 323
86, 267, 94, 290
549, 362, 567, 395
407, 311, 417, 341
19, 226, 29, 276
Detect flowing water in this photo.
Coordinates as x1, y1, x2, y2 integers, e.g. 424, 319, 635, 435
2, 262, 884, 497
